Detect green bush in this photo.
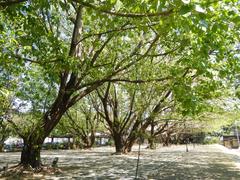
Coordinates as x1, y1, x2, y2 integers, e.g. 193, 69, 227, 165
106, 139, 114, 146
203, 137, 220, 144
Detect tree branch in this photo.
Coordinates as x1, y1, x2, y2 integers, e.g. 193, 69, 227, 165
78, 22, 158, 43
107, 77, 171, 84
0, 0, 27, 8
139, 46, 181, 57
90, 35, 113, 66
114, 34, 160, 74
74, 0, 174, 18
13, 54, 61, 65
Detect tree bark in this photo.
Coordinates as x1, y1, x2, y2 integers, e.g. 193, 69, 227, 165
89, 132, 95, 147
124, 133, 137, 153
148, 137, 156, 149
82, 133, 95, 149
148, 121, 156, 149
0, 143, 3, 152
124, 140, 134, 153
113, 133, 124, 154
163, 133, 171, 146
20, 140, 42, 168
0, 123, 8, 152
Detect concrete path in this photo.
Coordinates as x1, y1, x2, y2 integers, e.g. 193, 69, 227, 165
1, 144, 240, 179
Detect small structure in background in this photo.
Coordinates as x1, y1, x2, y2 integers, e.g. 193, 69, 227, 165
221, 135, 239, 149
43, 135, 73, 150
46, 135, 73, 144
2, 133, 111, 152
221, 122, 240, 149
95, 132, 110, 146
3, 137, 23, 152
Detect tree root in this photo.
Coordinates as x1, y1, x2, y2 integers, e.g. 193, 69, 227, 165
111, 152, 124, 155
0, 164, 62, 178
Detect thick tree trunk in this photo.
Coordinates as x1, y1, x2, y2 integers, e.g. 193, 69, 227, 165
19, 113, 61, 168
19, 126, 46, 168
20, 142, 42, 168
124, 137, 136, 153
124, 142, 133, 153
113, 133, 124, 153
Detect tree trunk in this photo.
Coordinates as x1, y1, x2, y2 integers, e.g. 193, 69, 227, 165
162, 134, 168, 146
148, 121, 156, 149
20, 141, 42, 168
81, 132, 95, 149
163, 133, 171, 146
113, 133, 124, 154
0, 143, 3, 152
124, 136, 136, 153
19, 112, 61, 168
0, 126, 8, 152
90, 132, 95, 147
148, 137, 156, 149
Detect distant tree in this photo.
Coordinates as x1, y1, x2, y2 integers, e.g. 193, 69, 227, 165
0, 88, 12, 151
56, 97, 102, 149
96, 82, 174, 153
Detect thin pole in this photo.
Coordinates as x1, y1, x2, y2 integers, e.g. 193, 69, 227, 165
135, 139, 141, 179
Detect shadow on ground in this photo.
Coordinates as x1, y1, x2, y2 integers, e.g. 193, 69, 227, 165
1, 145, 240, 179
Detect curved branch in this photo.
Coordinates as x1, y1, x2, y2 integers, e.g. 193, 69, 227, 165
14, 54, 60, 65
108, 77, 171, 83
143, 46, 182, 57
78, 22, 158, 43
74, 0, 174, 18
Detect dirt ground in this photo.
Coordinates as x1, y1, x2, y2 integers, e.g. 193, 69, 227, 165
1, 144, 240, 179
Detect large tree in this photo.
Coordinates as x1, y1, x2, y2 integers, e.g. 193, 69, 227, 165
1, 1, 172, 168
0, 0, 239, 168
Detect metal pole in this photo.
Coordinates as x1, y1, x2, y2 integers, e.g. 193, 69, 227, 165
135, 122, 143, 179
135, 139, 141, 179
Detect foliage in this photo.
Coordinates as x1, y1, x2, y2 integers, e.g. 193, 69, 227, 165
53, 97, 103, 148
0, 0, 240, 166
0, 88, 10, 116
0, 87, 12, 151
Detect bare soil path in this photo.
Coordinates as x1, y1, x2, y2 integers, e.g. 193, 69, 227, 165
1, 144, 240, 179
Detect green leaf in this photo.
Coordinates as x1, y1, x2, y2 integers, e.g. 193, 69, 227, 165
233, 16, 240, 25
114, 0, 123, 11
179, 5, 194, 15
110, 0, 117, 3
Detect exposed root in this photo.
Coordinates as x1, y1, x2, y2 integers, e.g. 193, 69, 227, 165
0, 164, 62, 179
111, 152, 126, 155
145, 146, 157, 150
